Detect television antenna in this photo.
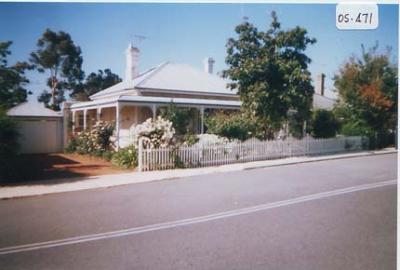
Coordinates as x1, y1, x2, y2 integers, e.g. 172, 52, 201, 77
240, 4, 249, 21
131, 34, 147, 46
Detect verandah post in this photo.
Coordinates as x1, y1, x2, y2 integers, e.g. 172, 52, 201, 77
138, 137, 143, 172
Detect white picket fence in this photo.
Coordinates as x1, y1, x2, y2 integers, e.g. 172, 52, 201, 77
137, 136, 365, 172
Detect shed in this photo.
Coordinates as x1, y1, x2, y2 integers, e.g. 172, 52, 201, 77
7, 102, 64, 154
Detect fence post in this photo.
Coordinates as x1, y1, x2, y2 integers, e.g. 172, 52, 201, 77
138, 137, 143, 172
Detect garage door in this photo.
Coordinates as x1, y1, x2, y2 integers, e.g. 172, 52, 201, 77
17, 118, 63, 154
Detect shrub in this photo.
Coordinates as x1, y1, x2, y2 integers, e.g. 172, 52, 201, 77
159, 102, 194, 135
130, 116, 175, 149
0, 109, 19, 157
311, 109, 340, 138
183, 134, 199, 146
111, 145, 137, 169
102, 151, 114, 161
65, 136, 78, 153
73, 121, 115, 154
194, 134, 231, 146
0, 109, 19, 179
205, 111, 255, 141
340, 120, 373, 137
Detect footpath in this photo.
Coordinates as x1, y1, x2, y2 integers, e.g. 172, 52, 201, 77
0, 148, 396, 200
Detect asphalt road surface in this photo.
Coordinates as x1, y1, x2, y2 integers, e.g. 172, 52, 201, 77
0, 153, 397, 270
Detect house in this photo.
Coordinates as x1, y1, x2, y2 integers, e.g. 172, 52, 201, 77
312, 73, 336, 110
7, 101, 65, 154
69, 44, 336, 149
69, 44, 241, 148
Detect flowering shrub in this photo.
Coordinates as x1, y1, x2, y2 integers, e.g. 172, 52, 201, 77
190, 134, 232, 146
130, 116, 175, 149
111, 145, 137, 169
67, 121, 115, 154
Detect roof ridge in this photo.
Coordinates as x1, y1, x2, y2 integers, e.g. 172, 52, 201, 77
135, 61, 169, 88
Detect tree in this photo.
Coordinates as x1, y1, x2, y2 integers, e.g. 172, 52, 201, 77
334, 43, 397, 147
72, 69, 122, 101
0, 107, 20, 180
311, 109, 340, 138
223, 12, 316, 139
30, 29, 84, 110
0, 41, 32, 109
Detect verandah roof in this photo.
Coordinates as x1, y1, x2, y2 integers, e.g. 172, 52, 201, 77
70, 95, 241, 111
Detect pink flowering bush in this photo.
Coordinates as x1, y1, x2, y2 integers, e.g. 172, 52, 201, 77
130, 116, 175, 149
67, 121, 115, 154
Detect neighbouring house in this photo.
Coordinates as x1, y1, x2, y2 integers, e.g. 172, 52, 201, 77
69, 44, 241, 148
7, 101, 65, 154
312, 73, 336, 110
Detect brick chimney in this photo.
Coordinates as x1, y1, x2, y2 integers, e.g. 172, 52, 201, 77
125, 43, 140, 81
315, 73, 325, 96
203, 57, 215, 74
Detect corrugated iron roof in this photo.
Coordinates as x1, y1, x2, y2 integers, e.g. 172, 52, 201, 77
7, 102, 63, 117
89, 62, 236, 100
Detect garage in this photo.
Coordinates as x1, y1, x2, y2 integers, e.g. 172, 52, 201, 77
7, 102, 64, 154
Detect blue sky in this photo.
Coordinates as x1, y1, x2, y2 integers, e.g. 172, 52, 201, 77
0, 3, 398, 101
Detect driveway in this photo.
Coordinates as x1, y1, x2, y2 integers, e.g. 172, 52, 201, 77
0, 153, 128, 185
0, 153, 396, 269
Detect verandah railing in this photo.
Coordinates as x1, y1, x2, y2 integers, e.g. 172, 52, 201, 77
137, 136, 365, 172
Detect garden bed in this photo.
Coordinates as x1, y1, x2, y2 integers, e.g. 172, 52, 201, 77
0, 153, 129, 185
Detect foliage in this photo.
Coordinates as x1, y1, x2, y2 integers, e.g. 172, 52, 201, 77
0, 108, 20, 179
67, 121, 115, 154
341, 120, 373, 137
101, 151, 114, 162
64, 136, 78, 153
205, 111, 256, 141
130, 116, 175, 149
333, 43, 397, 148
193, 134, 231, 146
0, 41, 32, 108
0, 108, 19, 157
159, 103, 194, 135
183, 134, 199, 146
287, 110, 305, 139
111, 145, 137, 169
223, 11, 316, 138
311, 109, 340, 138
72, 69, 122, 101
30, 29, 84, 110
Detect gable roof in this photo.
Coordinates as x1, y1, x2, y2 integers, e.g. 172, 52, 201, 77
89, 62, 236, 100
7, 102, 63, 117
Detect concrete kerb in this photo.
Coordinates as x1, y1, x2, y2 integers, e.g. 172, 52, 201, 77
0, 149, 396, 200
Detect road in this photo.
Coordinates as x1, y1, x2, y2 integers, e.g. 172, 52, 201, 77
0, 153, 397, 270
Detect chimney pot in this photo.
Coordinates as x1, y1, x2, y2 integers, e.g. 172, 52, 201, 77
204, 57, 215, 74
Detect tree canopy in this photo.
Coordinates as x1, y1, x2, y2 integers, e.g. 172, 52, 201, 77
0, 41, 32, 109
334, 43, 397, 145
223, 12, 316, 138
30, 29, 84, 110
71, 69, 122, 101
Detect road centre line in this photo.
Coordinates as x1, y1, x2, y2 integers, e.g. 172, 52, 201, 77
0, 179, 396, 256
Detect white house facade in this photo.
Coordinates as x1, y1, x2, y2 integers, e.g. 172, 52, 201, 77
69, 44, 241, 148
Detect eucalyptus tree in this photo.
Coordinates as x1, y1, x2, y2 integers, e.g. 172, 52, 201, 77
30, 29, 84, 110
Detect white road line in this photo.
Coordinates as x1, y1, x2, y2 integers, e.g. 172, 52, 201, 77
0, 179, 396, 256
